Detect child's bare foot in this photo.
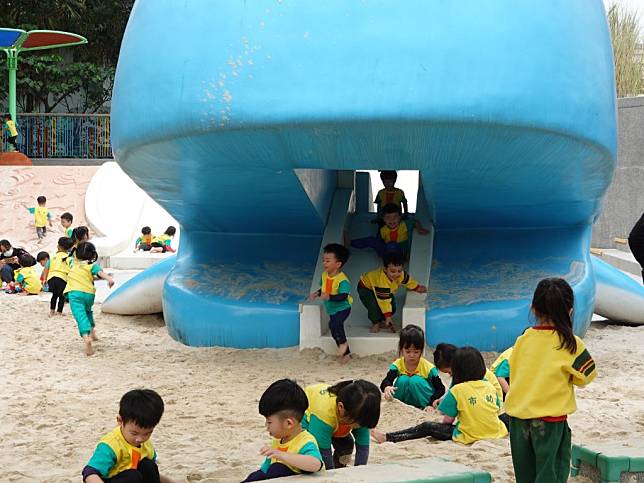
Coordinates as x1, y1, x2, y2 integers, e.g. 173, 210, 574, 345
83, 337, 94, 356
371, 429, 386, 444
385, 322, 396, 333
337, 342, 348, 357
370, 323, 381, 333
91, 329, 99, 341
338, 353, 352, 364
49, 310, 55, 317
57, 312, 64, 316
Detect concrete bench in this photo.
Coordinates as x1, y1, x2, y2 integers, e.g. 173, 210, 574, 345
571, 442, 644, 482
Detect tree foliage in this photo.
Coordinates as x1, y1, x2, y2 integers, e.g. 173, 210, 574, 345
0, 0, 134, 113
607, 3, 643, 98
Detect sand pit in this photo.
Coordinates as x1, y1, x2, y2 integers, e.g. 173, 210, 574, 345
0, 166, 97, 255
0, 291, 641, 482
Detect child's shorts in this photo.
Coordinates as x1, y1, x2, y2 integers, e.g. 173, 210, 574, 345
150, 242, 167, 252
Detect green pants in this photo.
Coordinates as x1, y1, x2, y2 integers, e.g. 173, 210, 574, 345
357, 285, 396, 325
394, 375, 433, 409
509, 417, 571, 483
68, 291, 96, 336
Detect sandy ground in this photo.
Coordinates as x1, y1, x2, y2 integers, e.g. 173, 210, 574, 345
0, 166, 97, 255
1, 292, 642, 482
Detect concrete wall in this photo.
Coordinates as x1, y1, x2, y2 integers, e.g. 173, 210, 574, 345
593, 96, 644, 247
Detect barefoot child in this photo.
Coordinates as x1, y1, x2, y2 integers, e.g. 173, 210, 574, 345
380, 324, 445, 410
83, 389, 178, 483
491, 346, 513, 397
60, 212, 74, 237
303, 380, 381, 469
505, 278, 596, 483
309, 243, 353, 362
243, 379, 324, 481
372, 346, 508, 445
358, 252, 427, 333
64, 242, 114, 356
27, 195, 52, 241
44, 237, 74, 316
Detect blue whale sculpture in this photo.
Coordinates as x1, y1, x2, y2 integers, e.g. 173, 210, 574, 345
107, 0, 644, 350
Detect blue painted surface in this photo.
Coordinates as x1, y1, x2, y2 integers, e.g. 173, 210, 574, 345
111, 0, 632, 349
0, 29, 23, 48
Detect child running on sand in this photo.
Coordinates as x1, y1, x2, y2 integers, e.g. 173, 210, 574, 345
491, 346, 513, 398
27, 195, 52, 241
303, 380, 381, 470
380, 324, 445, 410
358, 252, 427, 333
243, 379, 324, 481
309, 243, 353, 362
83, 389, 178, 483
372, 346, 508, 445
150, 226, 177, 253
64, 242, 114, 356
44, 237, 74, 316
60, 212, 74, 237
505, 278, 596, 483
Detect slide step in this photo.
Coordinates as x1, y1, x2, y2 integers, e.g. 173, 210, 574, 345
571, 442, 644, 482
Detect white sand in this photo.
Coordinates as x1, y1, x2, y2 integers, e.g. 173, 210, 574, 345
0, 291, 642, 482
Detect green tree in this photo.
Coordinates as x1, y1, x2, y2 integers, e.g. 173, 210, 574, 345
0, 0, 134, 113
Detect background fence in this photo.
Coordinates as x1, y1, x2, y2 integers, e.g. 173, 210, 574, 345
1, 113, 112, 159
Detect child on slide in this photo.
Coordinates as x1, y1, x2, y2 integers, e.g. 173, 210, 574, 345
380, 324, 445, 410
374, 170, 409, 217
150, 226, 177, 253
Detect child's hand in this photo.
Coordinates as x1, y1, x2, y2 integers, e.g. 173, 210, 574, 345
370, 429, 386, 444
424, 405, 435, 413
383, 385, 396, 400
432, 399, 441, 409
309, 291, 319, 300
319, 293, 330, 301
415, 285, 428, 294
107, 277, 115, 289
259, 446, 282, 459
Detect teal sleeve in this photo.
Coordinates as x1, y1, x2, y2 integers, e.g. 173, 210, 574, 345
91, 264, 102, 276
305, 414, 333, 450
47, 211, 51, 219
16, 273, 25, 283
494, 360, 510, 378
45, 259, 50, 269
28, 207, 35, 214
135, 237, 142, 247
86, 442, 117, 478
427, 366, 439, 383
164, 239, 171, 246
300, 441, 323, 463
338, 279, 351, 295
438, 389, 458, 417
259, 457, 271, 473
352, 426, 370, 446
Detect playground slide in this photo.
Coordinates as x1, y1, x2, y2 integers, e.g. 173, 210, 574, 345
108, 0, 644, 350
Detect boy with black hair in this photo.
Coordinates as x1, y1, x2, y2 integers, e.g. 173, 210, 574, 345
243, 379, 323, 481
36, 251, 50, 291
374, 170, 408, 216
358, 252, 427, 333
60, 212, 74, 237
83, 389, 178, 483
13, 253, 42, 294
310, 243, 353, 363
135, 226, 153, 251
27, 195, 52, 241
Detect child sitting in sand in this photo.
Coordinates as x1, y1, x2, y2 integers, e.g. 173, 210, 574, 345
380, 324, 445, 410
60, 211, 74, 237
44, 237, 74, 316
150, 226, 177, 253
352, 204, 428, 259
505, 278, 596, 483
64, 242, 114, 356
36, 251, 49, 291
374, 170, 408, 217
303, 380, 381, 469
309, 243, 353, 363
491, 346, 513, 397
27, 195, 52, 241
372, 346, 508, 445
11, 254, 42, 295
135, 226, 153, 251
357, 252, 427, 333
83, 389, 178, 483
243, 379, 324, 481
431, 342, 503, 408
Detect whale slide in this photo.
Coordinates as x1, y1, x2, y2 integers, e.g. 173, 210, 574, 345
103, 0, 644, 350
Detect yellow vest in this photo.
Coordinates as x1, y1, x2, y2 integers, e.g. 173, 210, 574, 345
33, 206, 49, 227
305, 384, 347, 437
392, 356, 435, 379
484, 369, 503, 403
6, 119, 17, 137
375, 188, 406, 209
266, 430, 321, 473
359, 268, 419, 316
100, 427, 156, 478
65, 262, 98, 294
505, 328, 596, 419
17, 266, 42, 294
321, 271, 353, 304
491, 347, 513, 378
47, 251, 71, 282
379, 221, 409, 244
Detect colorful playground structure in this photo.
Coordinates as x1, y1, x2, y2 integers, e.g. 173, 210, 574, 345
104, 0, 644, 352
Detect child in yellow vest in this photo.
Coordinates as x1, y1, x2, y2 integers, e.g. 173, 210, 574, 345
309, 243, 353, 362
15, 254, 42, 295
303, 380, 381, 470
357, 252, 427, 333
374, 170, 409, 216
64, 242, 114, 356
505, 278, 596, 483
83, 389, 178, 483
491, 346, 513, 397
135, 226, 153, 251
150, 226, 177, 253
27, 195, 52, 241
4, 114, 18, 151
60, 212, 74, 238
372, 346, 508, 445
380, 324, 445, 410
36, 251, 50, 290
43, 237, 74, 316
243, 379, 324, 481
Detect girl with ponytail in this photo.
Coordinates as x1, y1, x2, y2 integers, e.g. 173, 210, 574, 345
505, 278, 597, 483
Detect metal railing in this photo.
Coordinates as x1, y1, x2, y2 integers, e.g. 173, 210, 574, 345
1, 113, 112, 158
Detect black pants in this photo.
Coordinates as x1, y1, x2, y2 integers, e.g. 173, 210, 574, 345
242, 462, 296, 481
105, 458, 160, 483
628, 213, 644, 283
329, 308, 350, 350
386, 415, 510, 443
7, 135, 17, 150
0, 264, 14, 282
48, 276, 67, 312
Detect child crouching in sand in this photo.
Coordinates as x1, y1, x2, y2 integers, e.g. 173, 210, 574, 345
372, 346, 508, 445
83, 389, 178, 483
243, 379, 324, 481
64, 242, 114, 356
380, 324, 445, 410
